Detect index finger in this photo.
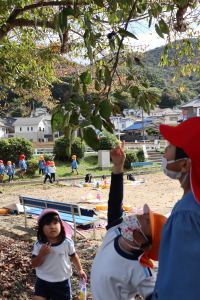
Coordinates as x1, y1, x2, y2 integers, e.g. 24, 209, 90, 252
121, 140, 125, 151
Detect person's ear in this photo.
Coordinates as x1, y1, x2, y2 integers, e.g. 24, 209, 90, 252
139, 242, 152, 252
181, 158, 191, 173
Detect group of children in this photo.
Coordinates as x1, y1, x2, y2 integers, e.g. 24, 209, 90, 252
0, 154, 26, 183
0, 154, 79, 184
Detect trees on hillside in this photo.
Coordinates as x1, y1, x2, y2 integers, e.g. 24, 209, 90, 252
1, 0, 200, 150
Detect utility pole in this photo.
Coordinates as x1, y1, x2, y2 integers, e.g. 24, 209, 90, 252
142, 109, 144, 140
118, 116, 120, 140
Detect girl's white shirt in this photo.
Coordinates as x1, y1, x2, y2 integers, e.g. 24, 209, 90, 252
32, 238, 76, 282
49, 166, 56, 173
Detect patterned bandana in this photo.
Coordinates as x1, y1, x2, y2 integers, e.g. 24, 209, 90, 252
121, 215, 141, 241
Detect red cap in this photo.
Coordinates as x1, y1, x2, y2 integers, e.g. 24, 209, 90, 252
0, 160, 3, 163
45, 161, 51, 166
20, 154, 25, 160
159, 117, 200, 204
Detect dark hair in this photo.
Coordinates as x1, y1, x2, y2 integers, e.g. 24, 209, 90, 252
37, 213, 65, 243
175, 147, 189, 160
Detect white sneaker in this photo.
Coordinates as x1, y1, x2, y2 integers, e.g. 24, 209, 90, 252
39, 175, 41, 177
42, 175, 44, 178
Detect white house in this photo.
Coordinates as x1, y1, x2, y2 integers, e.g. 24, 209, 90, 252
0, 120, 8, 140
110, 117, 135, 131
12, 116, 46, 142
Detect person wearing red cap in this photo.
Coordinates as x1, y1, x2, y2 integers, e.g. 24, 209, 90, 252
19, 154, 27, 178
43, 161, 52, 184
0, 160, 5, 183
32, 209, 87, 300
91, 141, 167, 300
151, 117, 200, 300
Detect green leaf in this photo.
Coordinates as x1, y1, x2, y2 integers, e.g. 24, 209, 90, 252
51, 112, 63, 132
139, 95, 145, 109
127, 56, 133, 68
83, 83, 88, 94
93, 103, 100, 115
91, 116, 102, 129
83, 127, 100, 150
134, 57, 144, 68
102, 120, 114, 134
80, 101, 91, 111
157, 5, 162, 13
62, 112, 70, 129
80, 72, 92, 84
118, 28, 138, 40
113, 0, 117, 11
113, 92, 127, 100
99, 100, 111, 119
117, 10, 123, 20
65, 103, 71, 111
71, 95, 79, 103
79, 128, 83, 140
94, 33, 101, 39
69, 109, 79, 125
108, 13, 115, 26
141, 83, 148, 88
109, 40, 115, 52
127, 76, 134, 81
63, 6, 74, 16
159, 19, 169, 34
95, 80, 100, 91
130, 86, 139, 97
149, 16, 152, 28
88, 46, 93, 62
80, 120, 92, 128
74, 79, 81, 93
155, 24, 164, 39
93, 0, 104, 7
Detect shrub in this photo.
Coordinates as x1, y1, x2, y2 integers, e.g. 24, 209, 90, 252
43, 151, 55, 162
53, 136, 86, 162
136, 148, 145, 162
124, 150, 138, 169
0, 137, 34, 164
98, 129, 120, 151
26, 160, 39, 175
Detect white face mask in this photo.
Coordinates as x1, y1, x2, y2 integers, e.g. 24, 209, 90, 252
161, 156, 188, 180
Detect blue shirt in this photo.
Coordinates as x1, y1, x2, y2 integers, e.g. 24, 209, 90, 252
19, 159, 27, 170
0, 165, 5, 175
43, 165, 50, 176
71, 159, 78, 169
38, 160, 46, 169
152, 190, 200, 300
6, 164, 15, 175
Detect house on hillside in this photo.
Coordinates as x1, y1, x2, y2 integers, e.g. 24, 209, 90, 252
150, 108, 174, 116
30, 107, 48, 117
110, 117, 135, 131
179, 95, 200, 118
1, 117, 17, 138
12, 116, 46, 142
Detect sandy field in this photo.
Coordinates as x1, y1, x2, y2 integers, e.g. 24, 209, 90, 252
0, 171, 183, 239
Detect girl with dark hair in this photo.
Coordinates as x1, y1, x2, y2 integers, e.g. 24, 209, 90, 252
32, 209, 87, 300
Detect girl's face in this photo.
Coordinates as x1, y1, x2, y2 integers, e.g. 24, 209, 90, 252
43, 220, 61, 239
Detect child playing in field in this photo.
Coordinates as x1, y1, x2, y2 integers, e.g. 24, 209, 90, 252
6, 161, 15, 182
151, 117, 200, 300
19, 154, 27, 178
32, 209, 87, 300
91, 141, 167, 300
71, 155, 79, 175
38, 156, 46, 177
49, 161, 56, 183
0, 160, 5, 183
43, 161, 52, 184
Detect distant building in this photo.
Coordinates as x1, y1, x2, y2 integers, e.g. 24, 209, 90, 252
179, 95, 200, 118
30, 107, 48, 117
12, 116, 46, 142
0, 120, 9, 140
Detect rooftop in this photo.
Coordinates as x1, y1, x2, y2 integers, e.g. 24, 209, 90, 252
13, 116, 44, 125
123, 121, 151, 131
179, 96, 200, 108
